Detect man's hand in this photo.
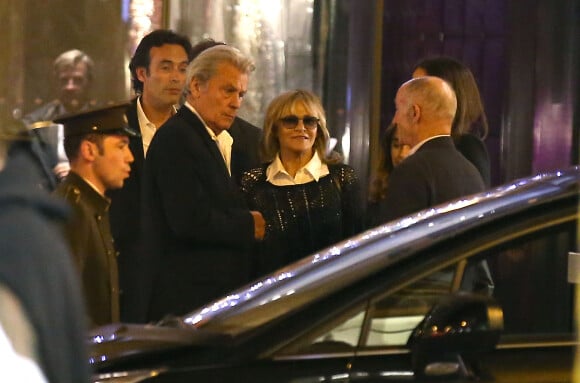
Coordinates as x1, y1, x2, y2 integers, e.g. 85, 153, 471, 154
250, 211, 265, 240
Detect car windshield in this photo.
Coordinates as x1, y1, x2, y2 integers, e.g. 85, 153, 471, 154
180, 168, 579, 337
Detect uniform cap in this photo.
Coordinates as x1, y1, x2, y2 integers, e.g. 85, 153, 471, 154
54, 101, 139, 138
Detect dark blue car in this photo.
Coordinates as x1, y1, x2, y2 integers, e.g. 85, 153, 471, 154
91, 167, 580, 383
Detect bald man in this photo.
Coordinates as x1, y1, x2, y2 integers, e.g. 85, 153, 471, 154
375, 76, 484, 223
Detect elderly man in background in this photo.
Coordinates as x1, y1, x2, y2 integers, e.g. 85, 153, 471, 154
23, 49, 95, 181
142, 45, 265, 321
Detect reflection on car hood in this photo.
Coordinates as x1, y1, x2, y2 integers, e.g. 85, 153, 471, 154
182, 167, 580, 331
88, 322, 226, 368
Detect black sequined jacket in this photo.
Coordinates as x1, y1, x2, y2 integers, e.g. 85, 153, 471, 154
241, 163, 362, 276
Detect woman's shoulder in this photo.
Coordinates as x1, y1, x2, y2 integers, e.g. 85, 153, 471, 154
328, 163, 358, 184
240, 164, 269, 190
454, 133, 486, 151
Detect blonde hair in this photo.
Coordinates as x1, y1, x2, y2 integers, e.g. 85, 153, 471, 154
261, 89, 341, 164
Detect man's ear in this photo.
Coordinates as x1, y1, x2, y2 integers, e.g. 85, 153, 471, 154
188, 77, 200, 98
80, 140, 96, 161
136, 67, 148, 82
411, 104, 421, 123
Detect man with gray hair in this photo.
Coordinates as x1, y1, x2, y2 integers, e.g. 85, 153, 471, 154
141, 44, 265, 321
22, 49, 95, 182
374, 76, 485, 223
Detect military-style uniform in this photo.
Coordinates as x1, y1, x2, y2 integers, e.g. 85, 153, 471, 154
55, 171, 120, 327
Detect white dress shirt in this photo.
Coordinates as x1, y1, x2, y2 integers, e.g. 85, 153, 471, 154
266, 151, 329, 186
184, 102, 233, 175
137, 97, 177, 157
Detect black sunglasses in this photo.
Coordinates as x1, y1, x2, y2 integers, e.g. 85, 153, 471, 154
279, 115, 320, 130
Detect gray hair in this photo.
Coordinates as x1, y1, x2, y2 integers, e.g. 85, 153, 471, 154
53, 49, 94, 80
185, 45, 255, 91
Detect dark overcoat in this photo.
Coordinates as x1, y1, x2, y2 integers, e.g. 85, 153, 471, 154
0, 144, 90, 382
142, 106, 257, 321
376, 136, 485, 223
109, 99, 262, 322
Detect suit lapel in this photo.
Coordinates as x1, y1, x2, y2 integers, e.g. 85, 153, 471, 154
179, 107, 232, 181
126, 100, 145, 172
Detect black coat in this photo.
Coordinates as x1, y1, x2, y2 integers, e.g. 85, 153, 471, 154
454, 133, 491, 187
376, 136, 485, 223
107, 99, 146, 323
0, 144, 90, 382
142, 106, 258, 321
109, 99, 262, 322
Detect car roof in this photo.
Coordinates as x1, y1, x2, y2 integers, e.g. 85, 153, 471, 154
183, 166, 580, 333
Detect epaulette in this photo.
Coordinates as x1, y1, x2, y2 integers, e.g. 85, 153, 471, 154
63, 185, 82, 205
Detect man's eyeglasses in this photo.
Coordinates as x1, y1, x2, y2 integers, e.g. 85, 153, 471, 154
279, 115, 320, 130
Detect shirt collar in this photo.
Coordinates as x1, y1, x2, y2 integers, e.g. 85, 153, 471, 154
408, 134, 450, 156
137, 97, 177, 129
184, 101, 232, 143
266, 151, 329, 185
136, 97, 155, 130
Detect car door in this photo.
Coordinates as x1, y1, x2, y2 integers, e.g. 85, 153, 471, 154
271, 199, 579, 383
351, 202, 578, 383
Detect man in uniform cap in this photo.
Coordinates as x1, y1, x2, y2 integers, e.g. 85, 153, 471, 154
53, 101, 137, 327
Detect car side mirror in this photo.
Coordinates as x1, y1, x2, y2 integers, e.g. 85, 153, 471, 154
407, 292, 504, 379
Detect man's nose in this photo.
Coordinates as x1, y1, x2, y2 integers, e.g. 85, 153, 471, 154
126, 148, 135, 163
231, 94, 243, 109
64, 78, 77, 90
170, 69, 183, 82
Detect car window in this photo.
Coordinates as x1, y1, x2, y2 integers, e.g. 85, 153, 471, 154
284, 211, 577, 355
302, 265, 457, 351
365, 265, 455, 346
483, 223, 574, 335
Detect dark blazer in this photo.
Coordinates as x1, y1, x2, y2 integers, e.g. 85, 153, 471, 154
107, 98, 145, 322
376, 136, 485, 224
229, 117, 262, 185
142, 106, 257, 321
109, 99, 261, 322
454, 133, 491, 187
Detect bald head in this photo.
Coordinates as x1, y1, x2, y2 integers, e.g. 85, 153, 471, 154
392, 76, 457, 147
400, 76, 457, 124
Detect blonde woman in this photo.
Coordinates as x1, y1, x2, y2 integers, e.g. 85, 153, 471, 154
241, 89, 362, 276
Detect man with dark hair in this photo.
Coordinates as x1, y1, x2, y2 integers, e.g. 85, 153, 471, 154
23, 49, 95, 181
108, 29, 193, 322
54, 102, 137, 327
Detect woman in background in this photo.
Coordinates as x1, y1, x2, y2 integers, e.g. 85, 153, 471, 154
241, 89, 362, 276
413, 56, 491, 186
367, 123, 410, 227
